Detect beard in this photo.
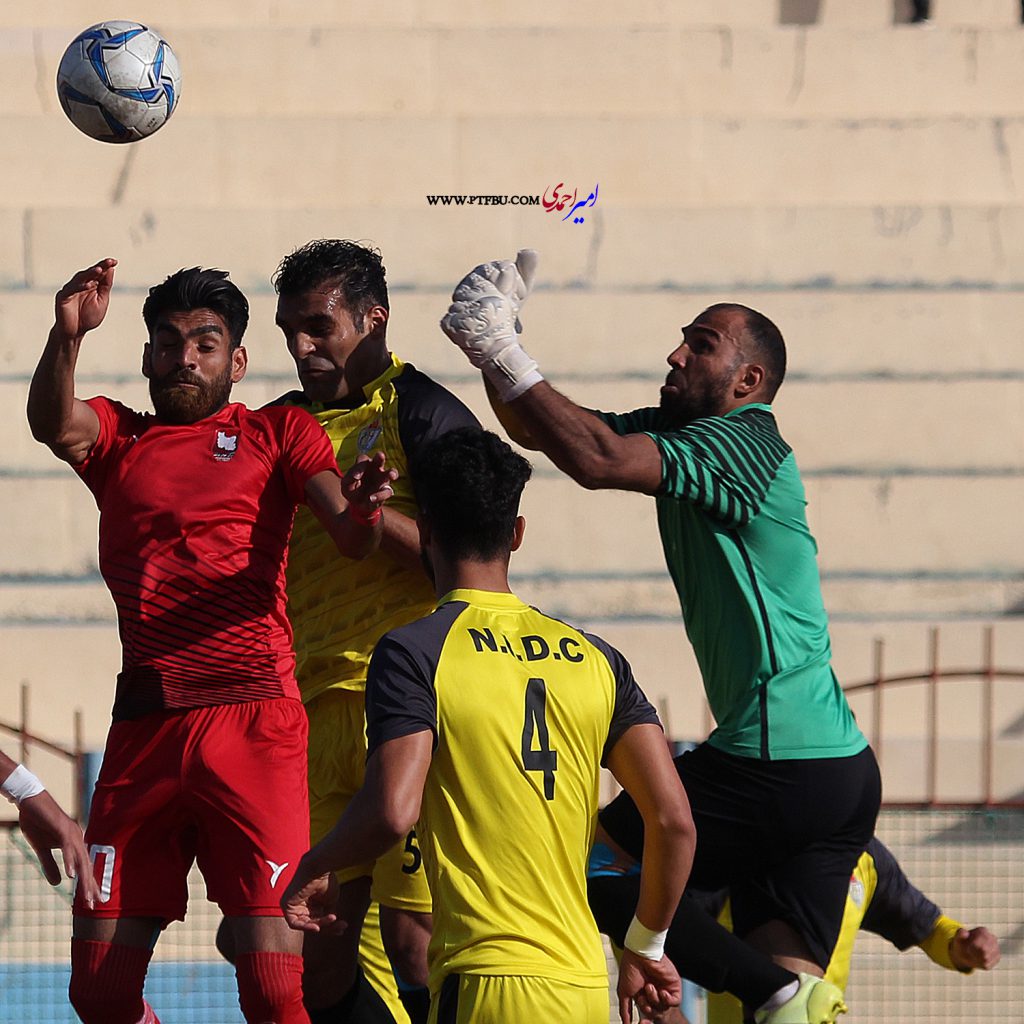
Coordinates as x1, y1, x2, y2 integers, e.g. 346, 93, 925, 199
150, 366, 233, 424
659, 376, 732, 426
659, 357, 743, 427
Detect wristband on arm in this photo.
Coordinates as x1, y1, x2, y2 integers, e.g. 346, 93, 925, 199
2, 764, 46, 806
624, 914, 669, 961
346, 503, 382, 528
480, 344, 544, 402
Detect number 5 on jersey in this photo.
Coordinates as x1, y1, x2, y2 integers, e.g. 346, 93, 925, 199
521, 677, 558, 799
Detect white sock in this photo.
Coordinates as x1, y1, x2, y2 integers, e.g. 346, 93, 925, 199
758, 979, 801, 1014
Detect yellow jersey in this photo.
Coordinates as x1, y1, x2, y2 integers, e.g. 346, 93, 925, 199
365, 588, 662, 993
275, 355, 477, 702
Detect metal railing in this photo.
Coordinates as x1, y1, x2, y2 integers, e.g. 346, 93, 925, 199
0, 682, 85, 825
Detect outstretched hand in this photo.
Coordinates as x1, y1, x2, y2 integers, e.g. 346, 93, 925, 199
18, 791, 99, 907
950, 926, 1001, 971
617, 949, 681, 1024
440, 249, 538, 365
342, 452, 397, 517
54, 258, 117, 340
440, 250, 543, 401
280, 865, 345, 935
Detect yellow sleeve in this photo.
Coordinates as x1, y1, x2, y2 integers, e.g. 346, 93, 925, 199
918, 915, 966, 972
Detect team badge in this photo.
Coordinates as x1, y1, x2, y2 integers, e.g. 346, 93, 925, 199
848, 874, 865, 909
357, 419, 383, 454
213, 430, 239, 462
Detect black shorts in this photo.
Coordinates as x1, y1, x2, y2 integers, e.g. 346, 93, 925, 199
599, 742, 881, 969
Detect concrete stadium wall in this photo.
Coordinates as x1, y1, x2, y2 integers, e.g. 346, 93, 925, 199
0, 3, 1021, 818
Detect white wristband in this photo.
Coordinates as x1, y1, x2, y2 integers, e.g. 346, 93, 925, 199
481, 343, 544, 401
1, 764, 45, 806
624, 915, 668, 961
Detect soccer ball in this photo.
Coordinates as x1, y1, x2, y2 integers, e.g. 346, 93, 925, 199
56, 21, 181, 144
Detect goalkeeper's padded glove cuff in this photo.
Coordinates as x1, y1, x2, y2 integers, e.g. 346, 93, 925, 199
481, 342, 543, 401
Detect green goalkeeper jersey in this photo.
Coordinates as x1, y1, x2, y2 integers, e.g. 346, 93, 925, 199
598, 402, 865, 760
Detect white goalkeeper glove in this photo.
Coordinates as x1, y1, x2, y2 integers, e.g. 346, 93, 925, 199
440, 249, 543, 401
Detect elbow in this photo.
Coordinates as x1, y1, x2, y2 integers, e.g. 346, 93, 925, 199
653, 803, 697, 859
377, 792, 420, 844
570, 456, 620, 491
26, 408, 55, 446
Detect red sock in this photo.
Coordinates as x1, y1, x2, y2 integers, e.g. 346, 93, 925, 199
69, 939, 160, 1024
235, 951, 309, 1024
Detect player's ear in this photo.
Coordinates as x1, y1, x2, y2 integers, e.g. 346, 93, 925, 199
364, 305, 389, 337
230, 344, 247, 384
141, 341, 152, 379
735, 361, 764, 398
510, 515, 526, 552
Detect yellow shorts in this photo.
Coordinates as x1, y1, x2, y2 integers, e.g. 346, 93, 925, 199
427, 974, 609, 1024
360, 900, 411, 1024
306, 688, 432, 912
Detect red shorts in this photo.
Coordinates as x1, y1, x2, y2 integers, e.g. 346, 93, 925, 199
74, 698, 309, 923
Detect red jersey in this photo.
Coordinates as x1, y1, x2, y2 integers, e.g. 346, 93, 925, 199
76, 398, 339, 721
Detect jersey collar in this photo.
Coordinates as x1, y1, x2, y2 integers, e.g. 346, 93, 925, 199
360, 351, 405, 403
723, 402, 772, 418
437, 588, 527, 610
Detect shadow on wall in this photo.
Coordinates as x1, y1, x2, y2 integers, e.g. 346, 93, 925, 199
778, 0, 1023, 25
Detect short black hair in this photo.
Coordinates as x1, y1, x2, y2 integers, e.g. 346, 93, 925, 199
706, 302, 787, 401
272, 239, 389, 330
142, 268, 249, 347
410, 428, 532, 561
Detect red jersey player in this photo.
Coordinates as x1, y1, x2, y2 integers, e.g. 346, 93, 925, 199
27, 258, 396, 1024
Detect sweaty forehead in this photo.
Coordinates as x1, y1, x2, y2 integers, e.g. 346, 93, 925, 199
276, 284, 354, 323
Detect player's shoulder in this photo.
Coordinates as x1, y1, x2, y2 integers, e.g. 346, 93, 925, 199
668, 403, 787, 452
526, 605, 631, 672
235, 402, 323, 455
382, 598, 467, 655
369, 600, 468, 687
246, 401, 317, 429
714, 403, 782, 438
392, 361, 479, 421
263, 389, 307, 410
87, 394, 144, 422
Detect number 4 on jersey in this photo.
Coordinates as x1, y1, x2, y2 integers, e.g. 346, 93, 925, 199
521, 677, 558, 799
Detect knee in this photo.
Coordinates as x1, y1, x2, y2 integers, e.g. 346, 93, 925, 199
235, 951, 306, 1024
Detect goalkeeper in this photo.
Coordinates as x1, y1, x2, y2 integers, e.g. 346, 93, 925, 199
439, 252, 881, 1024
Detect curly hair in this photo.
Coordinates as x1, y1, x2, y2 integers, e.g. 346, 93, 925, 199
272, 239, 389, 330
410, 428, 533, 561
142, 268, 249, 347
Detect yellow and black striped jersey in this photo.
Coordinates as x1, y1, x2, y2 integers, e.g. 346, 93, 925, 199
274, 354, 478, 703
365, 588, 662, 992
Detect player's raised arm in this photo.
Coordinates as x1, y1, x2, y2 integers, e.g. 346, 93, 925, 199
27, 260, 115, 465
305, 451, 397, 561
605, 723, 696, 1023
441, 251, 664, 493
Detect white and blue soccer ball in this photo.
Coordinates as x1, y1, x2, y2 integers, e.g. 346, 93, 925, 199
56, 21, 181, 143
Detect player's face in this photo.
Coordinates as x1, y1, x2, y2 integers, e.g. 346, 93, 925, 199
660, 309, 747, 426
276, 285, 385, 404
144, 309, 246, 424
